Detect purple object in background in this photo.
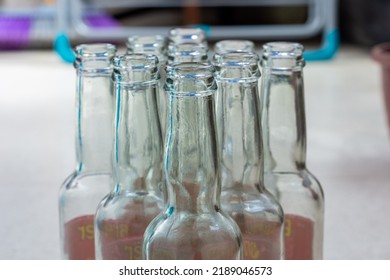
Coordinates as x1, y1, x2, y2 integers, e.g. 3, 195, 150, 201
0, 17, 31, 50
83, 14, 119, 28
0, 12, 118, 51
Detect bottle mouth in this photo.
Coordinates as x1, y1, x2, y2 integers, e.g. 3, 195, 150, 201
165, 62, 216, 96
167, 43, 209, 63
75, 43, 117, 58
126, 35, 166, 53
112, 53, 159, 84
168, 27, 206, 45
214, 52, 261, 82
261, 42, 305, 70
166, 62, 214, 79
214, 40, 255, 54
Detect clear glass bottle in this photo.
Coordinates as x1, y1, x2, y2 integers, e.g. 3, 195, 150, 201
260, 42, 324, 260
58, 43, 117, 260
215, 52, 284, 260
126, 35, 168, 149
143, 63, 242, 260
94, 54, 164, 260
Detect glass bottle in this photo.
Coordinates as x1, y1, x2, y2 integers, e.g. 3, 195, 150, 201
94, 54, 164, 260
215, 52, 284, 260
58, 43, 117, 260
126, 35, 168, 149
143, 63, 242, 260
260, 42, 324, 260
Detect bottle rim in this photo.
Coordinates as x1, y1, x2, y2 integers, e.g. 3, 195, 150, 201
74, 43, 117, 58
112, 53, 160, 85
214, 40, 255, 54
168, 27, 206, 45
261, 41, 305, 70
126, 35, 166, 53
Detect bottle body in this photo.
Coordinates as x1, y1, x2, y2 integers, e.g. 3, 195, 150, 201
216, 52, 284, 260
143, 63, 242, 260
59, 44, 117, 259
261, 42, 324, 259
94, 54, 164, 260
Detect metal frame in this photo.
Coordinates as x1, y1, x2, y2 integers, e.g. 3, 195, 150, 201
54, 0, 339, 62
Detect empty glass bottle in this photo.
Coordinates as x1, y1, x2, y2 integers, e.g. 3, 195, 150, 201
215, 52, 284, 260
143, 63, 242, 260
58, 43, 117, 260
260, 42, 324, 260
94, 54, 164, 260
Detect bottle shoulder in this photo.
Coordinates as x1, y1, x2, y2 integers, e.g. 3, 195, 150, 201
59, 171, 113, 194
221, 185, 284, 217
96, 191, 164, 216
266, 168, 324, 198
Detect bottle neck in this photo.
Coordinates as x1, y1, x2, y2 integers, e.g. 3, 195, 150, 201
166, 93, 219, 213
214, 52, 265, 193
75, 69, 114, 174
113, 55, 163, 193
218, 79, 264, 191
165, 64, 219, 213
261, 66, 307, 172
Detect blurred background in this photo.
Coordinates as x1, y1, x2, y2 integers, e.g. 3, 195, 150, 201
0, 0, 389, 259
0, 0, 389, 50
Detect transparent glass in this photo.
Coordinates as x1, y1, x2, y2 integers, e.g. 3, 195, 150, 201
126, 34, 168, 151
94, 54, 164, 260
167, 43, 209, 64
162, 42, 209, 140
214, 40, 255, 55
260, 42, 324, 260
168, 27, 207, 46
143, 63, 242, 260
58, 43, 117, 260
126, 35, 166, 61
215, 52, 284, 260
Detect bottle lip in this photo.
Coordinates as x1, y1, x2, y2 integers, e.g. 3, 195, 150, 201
74, 43, 117, 58
261, 42, 305, 70
214, 39, 255, 54
113, 53, 159, 71
214, 52, 261, 83
168, 27, 206, 45
165, 62, 215, 79
214, 51, 259, 67
126, 35, 166, 53
112, 53, 159, 85
167, 43, 209, 62
165, 62, 216, 96
74, 43, 117, 73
